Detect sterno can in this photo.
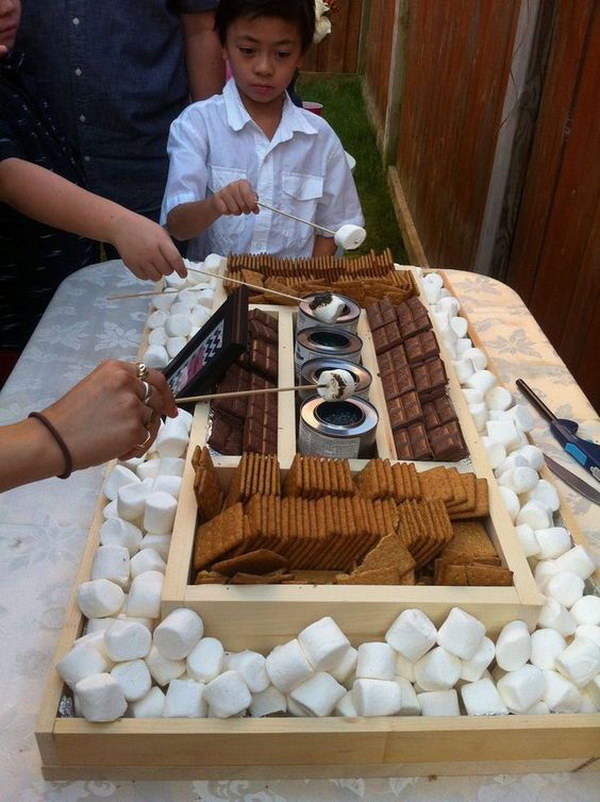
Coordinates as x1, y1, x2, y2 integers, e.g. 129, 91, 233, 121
297, 293, 361, 334
299, 358, 372, 401
295, 326, 362, 376
298, 396, 379, 459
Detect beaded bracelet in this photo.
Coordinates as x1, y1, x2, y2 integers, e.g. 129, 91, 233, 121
28, 412, 73, 479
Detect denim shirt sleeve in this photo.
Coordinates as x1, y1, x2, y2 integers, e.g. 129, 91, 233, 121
171, 0, 219, 11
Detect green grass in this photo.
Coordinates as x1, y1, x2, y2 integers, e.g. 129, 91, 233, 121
297, 74, 407, 262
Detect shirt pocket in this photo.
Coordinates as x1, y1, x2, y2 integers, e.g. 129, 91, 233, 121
281, 172, 324, 249
207, 166, 248, 255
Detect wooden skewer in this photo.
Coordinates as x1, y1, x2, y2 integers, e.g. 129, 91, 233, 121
176, 384, 324, 404
107, 264, 300, 302
257, 201, 336, 236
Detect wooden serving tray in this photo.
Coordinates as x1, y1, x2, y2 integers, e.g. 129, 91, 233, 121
36, 267, 600, 780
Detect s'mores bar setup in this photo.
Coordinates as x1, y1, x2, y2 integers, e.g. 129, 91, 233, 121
37, 253, 600, 779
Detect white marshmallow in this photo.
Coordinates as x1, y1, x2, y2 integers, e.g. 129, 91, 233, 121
148, 326, 168, 347
141, 345, 169, 369
542, 669, 583, 713
480, 436, 506, 469
525, 479, 560, 512
516, 502, 552, 531
498, 486, 520, 522
154, 608, 204, 660
352, 678, 403, 716
506, 404, 535, 433
534, 559, 560, 591
498, 466, 539, 494
535, 527, 572, 559
289, 671, 346, 717
126, 570, 164, 619
152, 476, 182, 501
226, 650, 269, 693
530, 628, 567, 670
571, 596, 600, 626
249, 685, 287, 717
166, 336, 186, 358
203, 253, 227, 272
143, 491, 178, 535
103, 465, 140, 501
468, 401, 487, 432
152, 293, 175, 312
191, 305, 211, 328
77, 579, 125, 619
130, 548, 166, 578
130, 686, 166, 717
157, 457, 185, 477
449, 315, 468, 338
555, 636, 600, 687
145, 644, 185, 685
486, 419, 520, 451
104, 619, 151, 662
286, 696, 312, 717
545, 571, 584, 608
310, 294, 346, 325
136, 459, 160, 482
140, 533, 171, 561
455, 338, 475, 356
147, 309, 167, 329
91, 545, 130, 588
436, 294, 460, 317
454, 358, 476, 384
414, 646, 462, 690
587, 675, 600, 708
297, 616, 351, 671
460, 637, 495, 682
537, 597, 577, 636
394, 652, 416, 683
163, 678, 206, 717
515, 524, 540, 558
335, 689, 358, 717
579, 691, 599, 712
196, 289, 215, 309
496, 664, 544, 712
421, 273, 443, 304
99, 518, 143, 556
75, 673, 127, 722
204, 670, 251, 718
317, 369, 357, 401
170, 300, 193, 315
330, 646, 358, 684
496, 452, 528, 475
266, 640, 315, 693
460, 677, 508, 716
186, 636, 224, 683
437, 607, 486, 661
165, 313, 192, 338
462, 388, 484, 405
85, 617, 117, 635
576, 624, 600, 649
555, 545, 596, 580
495, 620, 531, 671
514, 444, 544, 471
111, 659, 152, 702
417, 690, 460, 716
56, 642, 110, 689
466, 369, 497, 395
117, 482, 148, 523
355, 642, 396, 681
522, 700, 551, 715
484, 386, 513, 411
153, 417, 189, 459
334, 223, 366, 250
385, 608, 437, 662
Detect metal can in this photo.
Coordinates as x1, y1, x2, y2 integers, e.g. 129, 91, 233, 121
297, 293, 361, 334
298, 396, 379, 459
299, 358, 372, 401
295, 326, 363, 376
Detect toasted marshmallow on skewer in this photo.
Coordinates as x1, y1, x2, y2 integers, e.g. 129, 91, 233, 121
334, 223, 366, 250
317, 369, 357, 401
309, 292, 345, 324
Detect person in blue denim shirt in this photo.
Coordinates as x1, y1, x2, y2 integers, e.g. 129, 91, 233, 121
17, 0, 224, 224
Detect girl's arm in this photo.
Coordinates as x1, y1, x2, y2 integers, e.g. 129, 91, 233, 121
0, 158, 186, 280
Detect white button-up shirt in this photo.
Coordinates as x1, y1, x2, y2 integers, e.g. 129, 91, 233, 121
161, 80, 363, 259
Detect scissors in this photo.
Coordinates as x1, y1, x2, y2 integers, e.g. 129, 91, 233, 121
516, 379, 600, 482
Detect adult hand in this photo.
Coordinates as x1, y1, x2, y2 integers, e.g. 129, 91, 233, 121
109, 210, 188, 282
41, 360, 179, 470
212, 179, 259, 217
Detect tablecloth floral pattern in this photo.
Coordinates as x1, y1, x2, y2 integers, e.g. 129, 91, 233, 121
0, 263, 598, 802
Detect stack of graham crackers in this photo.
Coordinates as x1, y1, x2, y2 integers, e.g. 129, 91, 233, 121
224, 249, 416, 307
191, 451, 513, 588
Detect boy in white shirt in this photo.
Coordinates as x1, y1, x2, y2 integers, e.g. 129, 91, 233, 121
161, 0, 363, 259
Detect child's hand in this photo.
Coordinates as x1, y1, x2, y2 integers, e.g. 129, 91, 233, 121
109, 211, 187, 281
212, 180, 259, 217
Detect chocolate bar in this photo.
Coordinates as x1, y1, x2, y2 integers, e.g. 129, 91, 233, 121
428, 420, 469, 461
377, 344, 409, 377
403, 329, 440, 365
422, 396, 458, 429
413, 358, 448, 402
386, 390, 424, 430
380, 365, 416, 400
372, 319, 404, 354
208, 411, 244, 455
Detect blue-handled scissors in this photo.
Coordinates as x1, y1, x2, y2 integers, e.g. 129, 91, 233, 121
516, 379, 600, 483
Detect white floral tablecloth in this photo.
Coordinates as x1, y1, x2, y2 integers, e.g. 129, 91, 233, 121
0, 262, 598, 802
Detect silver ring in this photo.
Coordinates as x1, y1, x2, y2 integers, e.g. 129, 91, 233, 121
136, 362, 149, 381
135, 429, 153, 450
140, 380, 152, 403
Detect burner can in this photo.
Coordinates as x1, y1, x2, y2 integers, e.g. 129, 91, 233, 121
298, 293, 361, 334
298, 396, 379, 459
295, 326, 362, 376
299, 358, 372, 401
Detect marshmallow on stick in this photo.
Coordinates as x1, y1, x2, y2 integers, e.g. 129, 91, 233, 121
309, 292, 346, 324
334, 224, 367, 250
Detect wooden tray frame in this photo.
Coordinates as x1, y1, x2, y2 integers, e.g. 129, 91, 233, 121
36, 267, 600, 780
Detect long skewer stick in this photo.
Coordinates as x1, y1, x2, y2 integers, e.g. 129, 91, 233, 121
107, 264, 300, 303
176, 384, 323, 404
256, 200, 336, 236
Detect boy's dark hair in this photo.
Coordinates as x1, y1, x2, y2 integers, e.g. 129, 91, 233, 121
215, 0, 316, 53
